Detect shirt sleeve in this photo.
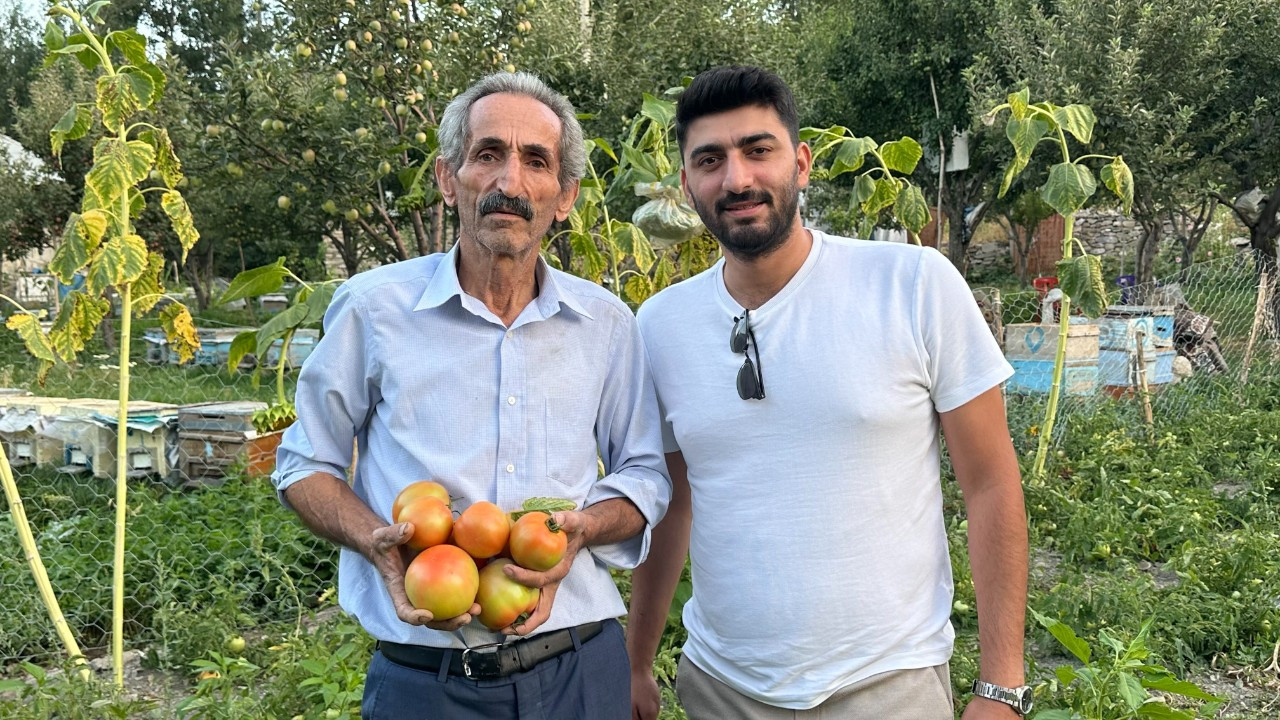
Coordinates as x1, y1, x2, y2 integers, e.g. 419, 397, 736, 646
913, 248, 1014, 413
272, 283, 382, 508
583, 309, 673, 569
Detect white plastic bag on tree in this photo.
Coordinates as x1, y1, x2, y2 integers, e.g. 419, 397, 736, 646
631, 182, 703, 248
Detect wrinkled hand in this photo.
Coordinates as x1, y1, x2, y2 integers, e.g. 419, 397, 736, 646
366, 522, 480, 632
500, 510, 591, 636
630, 667, 662, 720
961, 697, 1023, 720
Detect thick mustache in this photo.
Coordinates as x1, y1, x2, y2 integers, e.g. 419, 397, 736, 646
715, 190, 772, 214
479, 192, 534, 220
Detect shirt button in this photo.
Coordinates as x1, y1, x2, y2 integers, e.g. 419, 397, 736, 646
507, 396, 516, 405
505, 330, 513, 338
506, 464, 515, 473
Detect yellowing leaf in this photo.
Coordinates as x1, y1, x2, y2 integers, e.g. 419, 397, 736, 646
140, 128, 182, 188
50, 104, 92, 159
1100, 156, 1134, 215
1008, 89, 1030, 121
50, 213, 91, 283
160, 303, 200, 364
49, 292, 110, 362
96, 74, 142, 133
1041, 162, 1097, 217
894, 182, 930, 233
86, 138, 155, 209
161, 190, 199, 261
89, 234, 148, 290
131, 252, 167, 316
5, 313, 56, 384
879, 138, 923, 175
861, 177, 900, 216
1053, 104, 1096, 145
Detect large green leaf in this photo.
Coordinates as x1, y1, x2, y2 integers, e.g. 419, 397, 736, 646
621, 144, 660, 184
86, 138, 155, 209
1053, 104, 1096, 145
257, 303, 310, 354
893, 182, 930, 233
43, 20, 66, 52
1030, 711, 1076, 720
640, 93, 675, 128
119, 67, 155, 112
227, 330, 258, 372
1118, 673, 1147, 711
879, 138, 923, 175
49, 104, 92, 159
1134, 702, 1194, 719
1006, 117, 1049, 164
1057, 254, 1108, 317
5, 314, 56, 383
303, 282, 339, 324
95, 74, 141, 133
219, 258, 288, 305
59, 33, 101, 71
160, 303, 200, 364
612, 220, 655, 273
1031, 609, 1091, 664
1100, 156, 1134, 214
49, 292, 110, 362
49, 210, 108, 283
139, 128, 182, 189
853, 173, 876, 205
830, 136, 875, 177
861, 178, 900, 215
1041, 162, 1097, 217
1141, 675, 1220, 702
161, 190, 199, 261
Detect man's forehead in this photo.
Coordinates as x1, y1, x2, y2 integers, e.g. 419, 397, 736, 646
467, 92, 562, 147
687, 104, 787, 138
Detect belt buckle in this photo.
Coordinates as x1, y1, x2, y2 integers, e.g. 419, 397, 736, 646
461, 642, 504, 680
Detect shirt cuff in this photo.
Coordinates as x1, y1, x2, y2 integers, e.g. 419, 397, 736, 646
583, 469, 670, 570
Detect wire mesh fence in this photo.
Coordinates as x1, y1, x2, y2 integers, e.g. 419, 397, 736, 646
0, 246, 1277, 700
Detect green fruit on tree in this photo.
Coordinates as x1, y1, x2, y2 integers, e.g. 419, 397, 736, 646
374, 97, 387, 108
277, 195, 292, 210
517, 1, 526, 11
296, 43, 312, 57
333, 88, 348, 101
272, 119, 285, 132
225, 636, 246, 654
226, 162, 244, 177
322, 200, 338, 214
374, 65, 387, 78
345, 208, 360, 221
302, 148, 317, 164
391, 9, 402, 20
415, 131, 428, 143
526, 0, 536, 8
363, 31, 373, 42
335, 71, 347, 86
205, 124, 222, 137
354, 127, 369, 139
260, 118, 274, 131
420, 38, 433, 52
448, 31, 460, 43
396, 37, 409, 49
379, 160, 393, 175
345, 39, 357, 51
364, 202, 374, 215
422, 59, 433, 71
504, 64, 516, 73
369, 19, 382, 31
396, 103, 409, 117
149, 169, 163, 182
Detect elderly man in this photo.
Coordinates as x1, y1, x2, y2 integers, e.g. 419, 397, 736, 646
273, 72, 670, 720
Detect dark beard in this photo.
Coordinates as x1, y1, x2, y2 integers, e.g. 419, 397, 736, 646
691, 178, 800, 261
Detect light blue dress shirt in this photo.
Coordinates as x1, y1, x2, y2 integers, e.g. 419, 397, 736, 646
272, 245, 671, 648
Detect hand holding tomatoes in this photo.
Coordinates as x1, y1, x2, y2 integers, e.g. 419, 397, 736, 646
366, 522, 480, 631
499, 510, 591, 636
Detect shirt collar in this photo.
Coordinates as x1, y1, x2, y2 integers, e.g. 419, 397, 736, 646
413, 243, 594, 321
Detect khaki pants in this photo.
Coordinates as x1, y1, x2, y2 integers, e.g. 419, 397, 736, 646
676, 655, 954, 720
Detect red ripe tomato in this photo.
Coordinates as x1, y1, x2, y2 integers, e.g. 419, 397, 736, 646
396, 496, 453, 551
392, 481, 451, 520
509, 511, 567, 571
452, 501, 510, 560
475, 558, 539, 630
404, 544, 479, 619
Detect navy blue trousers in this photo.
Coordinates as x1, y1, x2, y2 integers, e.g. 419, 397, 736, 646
360, 619, 630, 720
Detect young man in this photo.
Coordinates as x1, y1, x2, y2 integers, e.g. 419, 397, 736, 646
627, 66, 1031, 719
273, 72, 670, 720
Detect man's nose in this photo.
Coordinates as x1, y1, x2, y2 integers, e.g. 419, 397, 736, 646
721, 154, 753, 195
495, 154, 524, 197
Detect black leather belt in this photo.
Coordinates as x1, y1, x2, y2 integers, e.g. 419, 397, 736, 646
378, 620, 606, 680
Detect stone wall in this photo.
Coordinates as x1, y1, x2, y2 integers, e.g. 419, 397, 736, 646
964, 209, 1149, 276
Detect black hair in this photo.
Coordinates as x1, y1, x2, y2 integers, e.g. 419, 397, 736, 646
674, 66, 800, 153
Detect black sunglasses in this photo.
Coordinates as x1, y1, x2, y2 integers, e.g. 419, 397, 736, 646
730, 310, 766, 400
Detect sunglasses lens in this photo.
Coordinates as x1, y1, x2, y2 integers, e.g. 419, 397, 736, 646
737, 358, 761, 400
730, 316, 749, 353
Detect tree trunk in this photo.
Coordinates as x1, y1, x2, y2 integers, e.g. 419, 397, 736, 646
1134, 222, 1161, 295
944, 201, 967, 274
410, 208, 429, 257
431, 201, 445, 255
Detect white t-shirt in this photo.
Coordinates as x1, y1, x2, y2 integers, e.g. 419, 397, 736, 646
636, 230, 1013, 709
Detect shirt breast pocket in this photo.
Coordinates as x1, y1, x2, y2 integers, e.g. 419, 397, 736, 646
544, 396, 596, 493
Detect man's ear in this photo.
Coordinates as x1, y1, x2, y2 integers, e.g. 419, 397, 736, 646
795, 141, 813, 190
681, 167, 692, 205
554, 179, 581, 222
435, 155, 457, 207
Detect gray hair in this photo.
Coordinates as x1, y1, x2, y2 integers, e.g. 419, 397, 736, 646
437, 72, 586, 190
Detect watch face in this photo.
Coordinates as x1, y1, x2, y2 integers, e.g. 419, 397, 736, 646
1017, 687, 1034, 714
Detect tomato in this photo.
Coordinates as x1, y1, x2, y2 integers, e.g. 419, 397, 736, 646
475, 558, 539, 630
404, 544, 479, 619
392, 480, 451, 520
509, 511, 567, 571
452, 501, 510, 560
396, 496, 453, 551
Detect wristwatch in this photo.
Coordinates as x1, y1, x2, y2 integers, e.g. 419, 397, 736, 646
971, 679, 1034, 716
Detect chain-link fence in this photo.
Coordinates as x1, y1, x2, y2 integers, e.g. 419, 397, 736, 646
978, 249, 1280, 445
